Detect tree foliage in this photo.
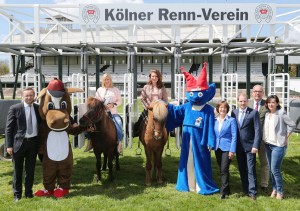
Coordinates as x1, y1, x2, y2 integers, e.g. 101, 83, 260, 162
0, 62, 9, 76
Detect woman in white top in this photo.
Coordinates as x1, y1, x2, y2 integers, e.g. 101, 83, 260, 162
85, 73, 123, 154
263, 95, 295, 200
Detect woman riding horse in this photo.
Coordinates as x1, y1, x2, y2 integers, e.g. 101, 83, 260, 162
79, 97, 120, 182
139, 100, 168, 186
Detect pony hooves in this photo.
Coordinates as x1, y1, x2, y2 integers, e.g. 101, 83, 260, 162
157, 180, 163, 185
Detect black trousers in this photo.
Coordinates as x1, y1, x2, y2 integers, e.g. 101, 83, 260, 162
215, 148, 231, 195
12, 137, 38, 198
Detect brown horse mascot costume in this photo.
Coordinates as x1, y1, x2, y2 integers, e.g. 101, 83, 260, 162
34, 78, 85, 199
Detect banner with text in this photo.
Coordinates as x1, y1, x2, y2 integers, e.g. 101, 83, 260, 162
79, 4, 275, 25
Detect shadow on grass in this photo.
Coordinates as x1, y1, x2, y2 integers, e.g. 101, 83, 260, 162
68, 151, 180, 200
228, 154, 300, 199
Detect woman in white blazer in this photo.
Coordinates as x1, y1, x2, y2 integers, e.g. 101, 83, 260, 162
214, 100, 238, 199
263, 95, 295, 200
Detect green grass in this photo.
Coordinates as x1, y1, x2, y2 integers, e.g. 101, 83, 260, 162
0, 134, 300, 210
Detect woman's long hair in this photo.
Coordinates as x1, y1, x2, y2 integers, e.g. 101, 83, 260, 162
147, 69, 164, 89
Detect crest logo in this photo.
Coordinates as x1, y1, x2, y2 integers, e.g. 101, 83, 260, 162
255, 4, 273, 23
82, 4, 100, 24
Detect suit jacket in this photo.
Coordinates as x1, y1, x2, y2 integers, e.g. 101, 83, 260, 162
248, 99, 268, 127
264, 109, 296, 147
5, 102, 40, 153
214, 115, 237, 153
231, 107, 261, 152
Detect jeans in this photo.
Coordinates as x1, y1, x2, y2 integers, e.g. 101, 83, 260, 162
112, 114, 123, 142
265, 143, 286, 195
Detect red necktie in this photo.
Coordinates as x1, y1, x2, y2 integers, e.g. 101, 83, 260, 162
255, 102, 259, 111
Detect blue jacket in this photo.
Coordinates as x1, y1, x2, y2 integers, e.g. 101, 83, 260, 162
214, 115, 237, 153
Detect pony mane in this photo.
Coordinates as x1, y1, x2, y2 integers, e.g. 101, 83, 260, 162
151, 101, 168, 122
87, 97, 103, 110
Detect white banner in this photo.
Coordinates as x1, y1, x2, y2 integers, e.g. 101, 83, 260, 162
79, 4, 275, 25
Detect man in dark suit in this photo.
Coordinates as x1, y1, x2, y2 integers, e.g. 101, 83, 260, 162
231, 93, 261, 200
248, 85, 269, 193
5, 87, 40, 202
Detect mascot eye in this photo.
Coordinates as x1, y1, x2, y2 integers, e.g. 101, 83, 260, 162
61, 101, 67, 109
47, 102, 54, 110
198, 92, 203, 97
189, 92, 194, 97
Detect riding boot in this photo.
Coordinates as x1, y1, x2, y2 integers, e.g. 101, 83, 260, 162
84, 139, 93, 152
117, 141, 123, 155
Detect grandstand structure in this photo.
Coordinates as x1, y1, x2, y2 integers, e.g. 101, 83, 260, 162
0, 3, 300, 99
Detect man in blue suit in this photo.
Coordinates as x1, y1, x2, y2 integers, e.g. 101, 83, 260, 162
231, 93, 261, 200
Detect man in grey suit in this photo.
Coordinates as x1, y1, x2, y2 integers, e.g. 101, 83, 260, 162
5, 88, 40, 202
248, 85, 269, 193
231, 93, 261, 200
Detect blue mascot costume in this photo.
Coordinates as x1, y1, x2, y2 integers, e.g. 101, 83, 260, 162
166, 62, 219, 195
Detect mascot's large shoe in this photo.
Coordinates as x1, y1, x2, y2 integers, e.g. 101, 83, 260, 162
53, 188, 69, 199
34, 189, 54, 197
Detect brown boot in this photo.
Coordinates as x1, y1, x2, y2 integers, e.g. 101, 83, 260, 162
84, 139, 93, 152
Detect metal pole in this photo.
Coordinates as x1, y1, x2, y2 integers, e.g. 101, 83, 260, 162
81, 45, 88, 98
246, 55, 251, 97
58, 54, 62, 80
284, 55, 289, 74
266, 45, 276, 95
221, 45, 228, 74
172, 47, 181, 100
208, 55, 213, 84
96, 54, 100, 89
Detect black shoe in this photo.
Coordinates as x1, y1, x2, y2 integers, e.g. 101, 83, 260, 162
248, 194, 257, 200
14, 196, 21, 202
25, 194, 34, 198
261, 186, 268, 194
220, 194, 226, 199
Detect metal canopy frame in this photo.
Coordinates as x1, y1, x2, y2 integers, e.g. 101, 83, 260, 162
1, 3, 300, 94
0, 4, 300, 57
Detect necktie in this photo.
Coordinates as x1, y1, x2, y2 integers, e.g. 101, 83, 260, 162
239, 111, 245, 126
255, 102, 259, 111
27, 105, 33, 135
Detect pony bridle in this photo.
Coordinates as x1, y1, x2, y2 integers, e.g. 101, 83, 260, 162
82, 106, 103, 130
151, 117, 164, 141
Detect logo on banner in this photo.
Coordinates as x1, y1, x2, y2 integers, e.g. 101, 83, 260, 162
255, 4, 273, 23
82, 4, 100, 24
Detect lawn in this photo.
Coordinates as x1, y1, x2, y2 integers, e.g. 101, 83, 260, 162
0, 133, 299, 211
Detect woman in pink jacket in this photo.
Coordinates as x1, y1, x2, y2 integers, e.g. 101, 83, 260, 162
133, 69, 168, 137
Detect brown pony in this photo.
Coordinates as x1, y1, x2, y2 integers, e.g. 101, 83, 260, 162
79, 97, 119, 182
139, 100, 168, 186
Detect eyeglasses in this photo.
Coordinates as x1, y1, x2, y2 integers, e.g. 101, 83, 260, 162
253, 90, 263, 93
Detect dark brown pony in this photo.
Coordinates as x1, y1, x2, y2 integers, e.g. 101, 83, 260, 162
139, 100, 168, 186
79, 97, 119, 182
